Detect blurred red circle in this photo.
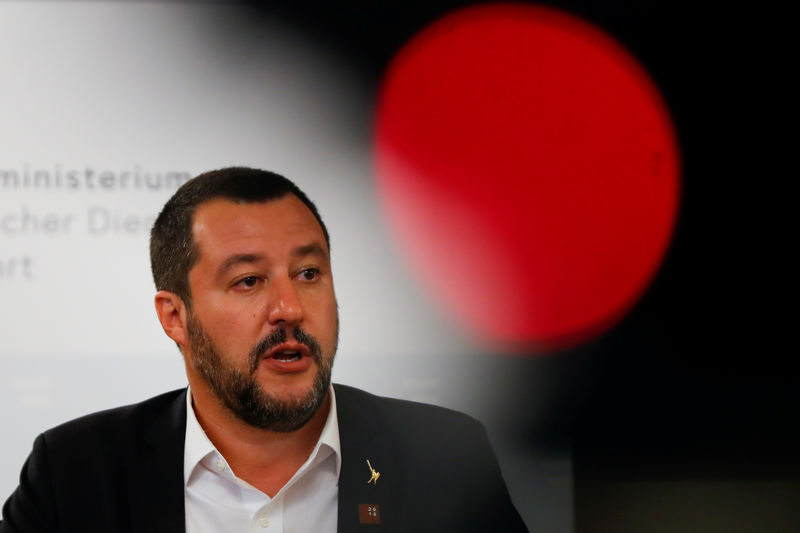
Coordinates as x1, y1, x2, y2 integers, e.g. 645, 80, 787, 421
375, 4, 680, 352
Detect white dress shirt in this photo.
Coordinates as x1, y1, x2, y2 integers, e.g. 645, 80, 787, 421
184, 387, 341, 533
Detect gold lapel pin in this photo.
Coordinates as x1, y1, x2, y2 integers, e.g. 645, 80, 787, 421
366, 459, 380, 485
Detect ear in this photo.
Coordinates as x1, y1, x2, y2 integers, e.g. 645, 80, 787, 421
154, 290, 189, 349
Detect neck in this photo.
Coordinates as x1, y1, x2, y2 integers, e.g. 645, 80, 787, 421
189, 380, 331, 497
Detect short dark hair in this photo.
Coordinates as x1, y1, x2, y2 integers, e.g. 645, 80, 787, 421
150, 166, 329, 306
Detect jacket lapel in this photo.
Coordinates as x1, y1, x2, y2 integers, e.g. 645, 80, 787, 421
336, 385, 401, 533
127, 389, 187, 533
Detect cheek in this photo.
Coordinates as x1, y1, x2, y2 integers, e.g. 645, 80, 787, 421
194, 302, 265, 350
323, 290, 339, 323
309, 291, 339, 340
326, 300, 340, 347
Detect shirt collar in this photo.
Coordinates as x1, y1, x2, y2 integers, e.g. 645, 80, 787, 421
183, 385, 341, 487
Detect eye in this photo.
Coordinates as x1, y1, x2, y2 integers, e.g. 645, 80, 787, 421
298, 268, 320, 281
234, 275, 261, 289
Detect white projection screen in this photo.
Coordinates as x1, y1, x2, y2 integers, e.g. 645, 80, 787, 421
1, 3, 568, 531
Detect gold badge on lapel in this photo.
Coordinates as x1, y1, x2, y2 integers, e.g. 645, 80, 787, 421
366, 459, 380, 485
358, 503, 381, 525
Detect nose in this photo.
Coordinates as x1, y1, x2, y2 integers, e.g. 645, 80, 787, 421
266, 276, 304, 326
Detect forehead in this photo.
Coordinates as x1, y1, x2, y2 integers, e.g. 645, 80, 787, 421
191, 195, 328, 259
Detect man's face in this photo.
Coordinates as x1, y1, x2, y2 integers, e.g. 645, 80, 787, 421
184, 195, 338, 432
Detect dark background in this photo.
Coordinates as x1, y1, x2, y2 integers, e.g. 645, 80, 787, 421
247, 1, 795, 531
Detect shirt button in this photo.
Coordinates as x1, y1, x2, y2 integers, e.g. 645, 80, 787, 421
259, 517, 270, 527
214, 459, 225, 472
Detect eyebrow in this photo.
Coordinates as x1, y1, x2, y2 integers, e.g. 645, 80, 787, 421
291, 242, 328, 260
215, 242, 328, 278
216, 253, 266, 278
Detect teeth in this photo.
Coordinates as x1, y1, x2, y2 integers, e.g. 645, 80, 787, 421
273, 351, 300, 362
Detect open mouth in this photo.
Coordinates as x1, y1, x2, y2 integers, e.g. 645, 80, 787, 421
271, 350, 302, 363
263, 341, 311, 365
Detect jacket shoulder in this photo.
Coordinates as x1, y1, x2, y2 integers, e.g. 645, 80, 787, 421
334, 383, 482, 430
333, 382, 488, 462
1, 389, 187, 532
42, 388, 186, 453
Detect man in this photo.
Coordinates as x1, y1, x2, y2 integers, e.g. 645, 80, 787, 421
1, 167, 527, 532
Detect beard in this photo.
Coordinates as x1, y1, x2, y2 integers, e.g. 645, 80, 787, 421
186, 312, 335, 433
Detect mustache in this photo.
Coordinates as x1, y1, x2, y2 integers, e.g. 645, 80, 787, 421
248, 325, 323, 373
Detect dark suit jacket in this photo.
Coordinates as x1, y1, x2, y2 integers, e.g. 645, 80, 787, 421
1, 385, 527, 532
